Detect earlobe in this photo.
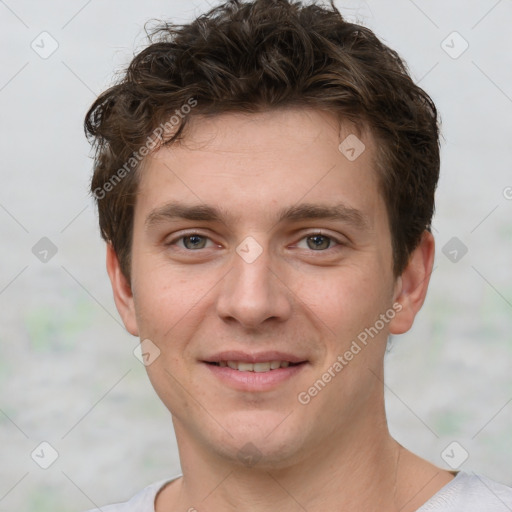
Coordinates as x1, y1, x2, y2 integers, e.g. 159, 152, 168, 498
105, 243, 139, 336
389, 231, 435, 335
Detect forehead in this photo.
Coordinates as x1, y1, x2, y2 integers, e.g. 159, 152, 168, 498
135, 108, 383, 228
165, 108, 371, 159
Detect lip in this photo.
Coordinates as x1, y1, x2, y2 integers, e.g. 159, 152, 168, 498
203, 361, 307, 392
201, 351, 309, 392
202, 350, 307, 364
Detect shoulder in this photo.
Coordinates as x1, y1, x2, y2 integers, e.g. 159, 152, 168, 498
418, 472, 512, 511
83, 475, 182, 512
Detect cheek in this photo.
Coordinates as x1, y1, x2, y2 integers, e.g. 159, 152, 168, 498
295, 264, 386, 337
131, 264, 186, 337
131, 260, 222, 355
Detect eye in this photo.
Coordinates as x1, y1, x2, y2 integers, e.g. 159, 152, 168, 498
296, 233, 342, 251
169, 233, 215, 250
166, 231, 344, 253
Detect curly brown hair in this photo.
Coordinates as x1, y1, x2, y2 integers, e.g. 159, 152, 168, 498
85, 0, 440, 281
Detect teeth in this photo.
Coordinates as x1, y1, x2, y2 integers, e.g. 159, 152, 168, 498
219, 360, 294, 372
238, 362, 254, 372
253, 362, 271, 372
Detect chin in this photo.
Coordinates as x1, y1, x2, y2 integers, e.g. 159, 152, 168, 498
210, 414, 311, 471
215, 439, 306, 471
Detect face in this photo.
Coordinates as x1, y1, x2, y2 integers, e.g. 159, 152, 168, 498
108, 108, 432, 468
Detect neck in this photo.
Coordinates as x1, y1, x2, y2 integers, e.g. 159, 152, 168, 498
157, 410, 450, 512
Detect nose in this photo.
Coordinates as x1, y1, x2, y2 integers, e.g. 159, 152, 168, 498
215, 238, 293, 329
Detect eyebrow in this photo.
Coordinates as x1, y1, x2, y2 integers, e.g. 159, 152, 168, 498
145, 201, 370, 231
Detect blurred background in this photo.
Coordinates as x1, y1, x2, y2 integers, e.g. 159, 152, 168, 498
0, 0, 511, 510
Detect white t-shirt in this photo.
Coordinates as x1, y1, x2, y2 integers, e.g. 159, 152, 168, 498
86, 471, 512, 511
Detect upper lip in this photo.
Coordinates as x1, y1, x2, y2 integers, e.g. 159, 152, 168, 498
203, 351, 307, 364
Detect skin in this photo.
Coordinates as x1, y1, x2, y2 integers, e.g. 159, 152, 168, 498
107, 108, 454, 511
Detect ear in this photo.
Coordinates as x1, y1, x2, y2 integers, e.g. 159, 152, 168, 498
105, 243, 139, 336
389, 231, 435, 335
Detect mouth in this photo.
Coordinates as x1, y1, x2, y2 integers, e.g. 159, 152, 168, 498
202, 352, 308, 391
205, 360, 302, 372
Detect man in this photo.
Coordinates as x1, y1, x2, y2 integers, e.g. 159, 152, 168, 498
84, 0, 512, 510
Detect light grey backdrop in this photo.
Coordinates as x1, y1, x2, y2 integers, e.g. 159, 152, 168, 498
0, 1, 511, 511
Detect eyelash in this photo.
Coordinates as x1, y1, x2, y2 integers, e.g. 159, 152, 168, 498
165, 231, 345, 253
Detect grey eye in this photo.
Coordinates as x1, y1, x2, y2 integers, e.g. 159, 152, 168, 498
183, 235, 208, 249
306, 235, 332, 250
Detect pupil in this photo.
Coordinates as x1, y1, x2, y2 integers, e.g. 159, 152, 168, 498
308, 235, 329, 250
185, 235, 205, 249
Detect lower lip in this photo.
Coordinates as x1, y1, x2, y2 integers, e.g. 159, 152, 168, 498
203, 362, 307, 392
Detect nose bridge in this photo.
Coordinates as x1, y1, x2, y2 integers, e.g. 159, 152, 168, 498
216, 236, 291, 327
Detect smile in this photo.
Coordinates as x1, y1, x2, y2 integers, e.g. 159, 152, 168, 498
208, 360, 297, 372
203, 359, 308, 392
